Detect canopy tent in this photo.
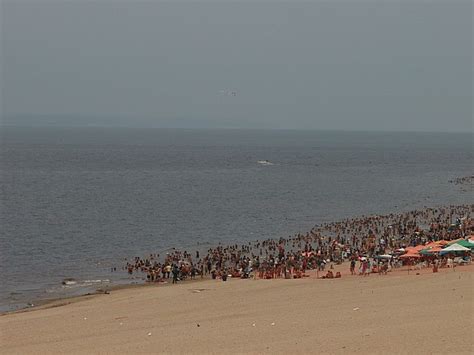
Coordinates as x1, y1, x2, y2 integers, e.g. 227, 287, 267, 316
420, 246, 443, 255
439, 243, 471, 255
447, 238, 465, 245
453, 239, 474, 250
405, 245, 426, 253
424, 241, 441, 249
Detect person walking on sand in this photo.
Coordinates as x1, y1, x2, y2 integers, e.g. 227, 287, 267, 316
172, 264, 179, 284
361, 260, 367, 276
165, 264, 171, 279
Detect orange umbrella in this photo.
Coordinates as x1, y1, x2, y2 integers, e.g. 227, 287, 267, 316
424, 241, 441, 249
406, 245, 426, 253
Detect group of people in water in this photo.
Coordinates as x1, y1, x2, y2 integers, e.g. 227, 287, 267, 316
448, 175, 473, 185
124, 204, 473, 284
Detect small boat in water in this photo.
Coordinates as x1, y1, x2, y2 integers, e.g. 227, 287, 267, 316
257, 160, 274, 166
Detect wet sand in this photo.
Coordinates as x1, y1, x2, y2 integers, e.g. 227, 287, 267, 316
1, 263, 472, 354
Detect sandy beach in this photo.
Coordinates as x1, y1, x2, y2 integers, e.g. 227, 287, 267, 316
1, 263, 472, 354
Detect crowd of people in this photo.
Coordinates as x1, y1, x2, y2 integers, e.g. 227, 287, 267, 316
448, 175, 473, 185
124, 204, 473, 283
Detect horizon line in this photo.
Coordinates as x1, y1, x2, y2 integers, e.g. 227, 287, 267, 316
1, 113, 472, 135
1, 123, 472, 135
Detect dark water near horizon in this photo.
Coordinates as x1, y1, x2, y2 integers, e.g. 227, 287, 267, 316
1, 127, 472, 311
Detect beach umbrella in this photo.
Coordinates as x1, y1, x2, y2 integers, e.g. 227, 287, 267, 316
419, 246, 443, 255
375, 254, 392, 260
452, 239, 474, 250
447, 238, 465, 245
405, 245, 426, 253
423, 241, 444, 249
439, 243, 471, 255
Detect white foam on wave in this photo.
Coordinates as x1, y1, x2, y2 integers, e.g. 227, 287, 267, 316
83, 279, 110, 284
61, 279, 110, 289
257, 160, 274, 166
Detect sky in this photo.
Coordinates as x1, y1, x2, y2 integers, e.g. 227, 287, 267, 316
1, 0, 472, 132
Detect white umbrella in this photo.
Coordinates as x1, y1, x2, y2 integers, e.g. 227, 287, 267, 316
440, 243, 471, 255
376, 254, 393, 259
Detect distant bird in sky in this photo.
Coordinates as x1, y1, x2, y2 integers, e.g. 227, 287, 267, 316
218, 89, 237, 97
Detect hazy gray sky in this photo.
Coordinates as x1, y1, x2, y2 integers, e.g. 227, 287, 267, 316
1, 0, 472, 132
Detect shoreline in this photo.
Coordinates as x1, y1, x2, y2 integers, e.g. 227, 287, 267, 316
1, 277, 208, 316
4, 203, 473, 316
4, 260, 472, 317
1, 261, 472, 354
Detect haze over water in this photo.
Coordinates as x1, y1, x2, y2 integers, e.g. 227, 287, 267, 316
0, 126, 472, 311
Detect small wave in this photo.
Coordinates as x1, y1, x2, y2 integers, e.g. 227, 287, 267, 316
62, 279, 77, 286
83, 279, 110, 284
61, 279, 110, 289
257, 160, 274, 166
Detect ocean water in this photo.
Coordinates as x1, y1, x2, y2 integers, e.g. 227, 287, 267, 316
0, 127, 472, 311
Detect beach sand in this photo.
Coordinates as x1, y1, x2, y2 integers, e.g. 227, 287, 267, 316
1, 264, 472, 354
